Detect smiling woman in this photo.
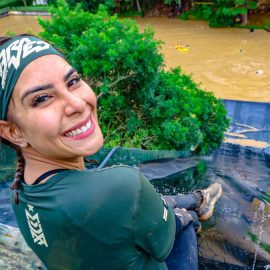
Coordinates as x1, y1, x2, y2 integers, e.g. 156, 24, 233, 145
0, 35, 222, 270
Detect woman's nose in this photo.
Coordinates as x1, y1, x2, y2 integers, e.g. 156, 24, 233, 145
64, 92, 86, 116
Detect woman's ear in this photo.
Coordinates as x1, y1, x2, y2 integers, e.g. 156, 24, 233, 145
0, 120, 28, 147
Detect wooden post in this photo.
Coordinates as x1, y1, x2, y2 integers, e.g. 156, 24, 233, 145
242, 12, 248, 25
136, 0, 142, 12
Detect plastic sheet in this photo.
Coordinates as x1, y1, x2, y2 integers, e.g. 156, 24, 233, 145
1, 100, 270, 269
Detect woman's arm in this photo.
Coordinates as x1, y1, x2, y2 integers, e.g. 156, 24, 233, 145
133, 173, 193, 261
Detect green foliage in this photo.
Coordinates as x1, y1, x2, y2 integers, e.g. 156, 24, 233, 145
181, 4, 212, 21
197, 4, 213, 20
0, 7, 10, 14
10, 5, 49, 11
164, 0, 174, 4
39, 0, 229, 153
247, 1, 257, 9
5, 30, 16, 37
0, 0, 20, 9
179, 11, 190, 20
180, 0, 251, 27
140, 68, 229, 152
74, 0, 115, 13
48, 0, 116, 13
208, 0, 249, 27
209, 7, 235, 27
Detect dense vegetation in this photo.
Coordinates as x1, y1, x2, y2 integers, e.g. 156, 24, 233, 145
1, 0, 268, 28
39, 0, 229, 153
47, 0, 157, 14
0, 0, 32, 8
180, 0, 264, 27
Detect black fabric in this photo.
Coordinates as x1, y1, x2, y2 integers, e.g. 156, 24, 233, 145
22, 169, 68, 185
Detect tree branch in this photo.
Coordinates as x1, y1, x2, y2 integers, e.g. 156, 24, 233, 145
97, 72, 136, 100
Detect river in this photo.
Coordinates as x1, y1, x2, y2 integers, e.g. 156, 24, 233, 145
0, 15, 269, 102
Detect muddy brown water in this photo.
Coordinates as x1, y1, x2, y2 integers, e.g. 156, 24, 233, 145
0, 15, 269, 102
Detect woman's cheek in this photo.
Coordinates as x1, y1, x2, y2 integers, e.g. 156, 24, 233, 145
32, 114, 59, 135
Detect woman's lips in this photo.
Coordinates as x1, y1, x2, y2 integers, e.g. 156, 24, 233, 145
64, 115, 95, 139
64, 115, 90, 134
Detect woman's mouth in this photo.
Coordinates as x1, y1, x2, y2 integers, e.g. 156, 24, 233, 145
64, 116, 95, 139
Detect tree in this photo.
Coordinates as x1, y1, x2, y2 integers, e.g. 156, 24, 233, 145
136, 0, 142, 12
21, 0, 33, 6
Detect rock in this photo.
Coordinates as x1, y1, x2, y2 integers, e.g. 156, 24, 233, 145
0, 223, 44, 270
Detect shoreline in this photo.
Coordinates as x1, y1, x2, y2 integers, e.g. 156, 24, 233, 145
0, 11, 50, 17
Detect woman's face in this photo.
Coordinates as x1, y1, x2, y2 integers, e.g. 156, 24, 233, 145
7, 54, 103, 160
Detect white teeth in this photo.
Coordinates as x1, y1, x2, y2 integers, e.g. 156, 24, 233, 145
65, 120, 92, 137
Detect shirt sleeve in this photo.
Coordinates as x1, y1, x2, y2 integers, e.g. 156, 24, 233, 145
133, 173, 176, 262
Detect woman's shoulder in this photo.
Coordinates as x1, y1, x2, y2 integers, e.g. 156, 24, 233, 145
60, 165, 146, 212
89, 164, 140, 175
67, 164, 141, 177
63, 165, 145, 190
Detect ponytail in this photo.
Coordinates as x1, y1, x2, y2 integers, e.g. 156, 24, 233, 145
10, 150, 25, 205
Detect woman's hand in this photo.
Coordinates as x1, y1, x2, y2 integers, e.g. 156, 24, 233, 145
174, 208, 193, 229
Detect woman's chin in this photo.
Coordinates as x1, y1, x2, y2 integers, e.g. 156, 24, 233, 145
82, 135, 104, 157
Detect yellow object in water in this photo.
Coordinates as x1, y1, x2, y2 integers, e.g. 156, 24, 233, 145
175, 45, 189, 52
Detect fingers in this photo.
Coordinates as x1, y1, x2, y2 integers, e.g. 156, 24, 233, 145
174, 208, 193, 228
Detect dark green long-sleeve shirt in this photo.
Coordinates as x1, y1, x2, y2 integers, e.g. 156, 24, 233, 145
12, 165, 176, 270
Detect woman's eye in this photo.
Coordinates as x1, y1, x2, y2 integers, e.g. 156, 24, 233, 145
67, 76, 81, 88
31, 94, 50, 107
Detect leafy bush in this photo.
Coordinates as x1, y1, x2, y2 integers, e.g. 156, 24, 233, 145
195, 4, 213, 20
179, 11, 190, 20
0, 0, 20, 9
209, 7, 234, 27
139, 68, 229, 152
179, 0, 251, 28
182, 4, 213, 21
39, 0, 229, 153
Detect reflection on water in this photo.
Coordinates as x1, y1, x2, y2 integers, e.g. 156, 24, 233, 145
144, 143, 270, 269
0, 15, 269, 101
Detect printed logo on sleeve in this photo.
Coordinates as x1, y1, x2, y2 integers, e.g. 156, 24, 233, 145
160, 196, 168, 222
25, 204, 48, 248
163, 207, 168, 222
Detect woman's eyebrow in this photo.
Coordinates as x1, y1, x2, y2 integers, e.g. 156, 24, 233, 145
21, 68, 77, 103
21, 84, 53, 103
64, 67, 77, 81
